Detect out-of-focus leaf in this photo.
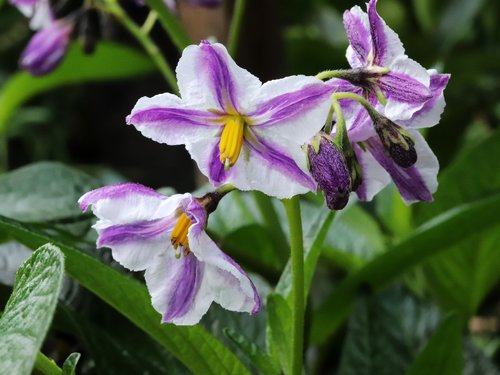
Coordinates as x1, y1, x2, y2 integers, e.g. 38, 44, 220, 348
422, 223, 500, 318
266, 293, 293, 375
322, 204, 386, 270
0, 216, 251, 375
0, 243, 64, 375
337, 288, 413, 375
416, 129, 500, 224
311, 193, 500, 345
224, 328, 280, 375
0, 42, 155, 133
463, 340, 500, 375
437, 0, 487, 53
375, 185, 412, 238
62, 352, 81, 375
0, 162, 98, 222
222, 224, 284, 275
405, 314, 463, 375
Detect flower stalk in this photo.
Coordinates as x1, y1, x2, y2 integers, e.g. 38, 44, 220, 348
282, 196, 305, 375
227, 0, 247, 56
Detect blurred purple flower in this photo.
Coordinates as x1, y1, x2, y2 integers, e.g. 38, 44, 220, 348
20, 20, 72, 76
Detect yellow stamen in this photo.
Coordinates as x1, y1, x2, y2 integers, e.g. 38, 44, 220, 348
219, 116, 245, 169
170, 213, 192, 250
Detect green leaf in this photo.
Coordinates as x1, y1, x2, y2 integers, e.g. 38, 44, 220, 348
224, 328, 280, 375
337, 287, 413, 375
62, 353, 81, 375
311, 193, 500, 345
0, 42, 155, 133
0, 216, 251, 375
422, 223, 500, 317
266, 293, 293, 375
143, 0, 191, 51
375, 185, 413, 238
0, 243, 65, 375
0, 162, 98, 222
405, 314, 463, 375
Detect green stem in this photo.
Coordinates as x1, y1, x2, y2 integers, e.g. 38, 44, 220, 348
315, 69, 352, 81
332, 92, 378, 117
330, 96, 346, 143
105, 3, 179, 93
282, 196, 304, 375
141, 10, 158, 34
227, 0, 247, 56
34, 352, 62, 375
253, 192, 288, 262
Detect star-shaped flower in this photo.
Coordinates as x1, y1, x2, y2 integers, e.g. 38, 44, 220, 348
79, 183, 260, 325
127, 41, 333, 199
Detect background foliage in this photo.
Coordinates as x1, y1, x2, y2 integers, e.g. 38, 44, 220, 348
0, 0, 499, 374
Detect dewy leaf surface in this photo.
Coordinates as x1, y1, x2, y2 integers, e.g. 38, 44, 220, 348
0, 243, 65, 375
0, 216, 251, 375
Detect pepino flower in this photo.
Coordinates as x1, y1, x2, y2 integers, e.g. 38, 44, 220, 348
329, 70, 450, 204
342, 0, 432, 120
307, 133, 351, 210
20, 20, 73, 76
127, 41, 332, 199
9, 0, 52, 30
79, 183, 260, 325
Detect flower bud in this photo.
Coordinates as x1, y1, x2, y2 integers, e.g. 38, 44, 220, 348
79, 9, 100, 55
20, 20, 72, 76
372, 114, 417, 168
307, 134, 351, 210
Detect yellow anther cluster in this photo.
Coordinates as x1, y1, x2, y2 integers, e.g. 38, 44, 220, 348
170, 213, 192, 250
219, 116, 245, 169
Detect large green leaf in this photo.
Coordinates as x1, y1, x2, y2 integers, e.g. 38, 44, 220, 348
266, 293, 293, 375
0, 216, 251, 375
0, 42, 155, 133
0, 243, 65, 375
311, 193, 500, 345
405, 314, 463, 375
337, 288, 413, 375
0, 162, 98, 222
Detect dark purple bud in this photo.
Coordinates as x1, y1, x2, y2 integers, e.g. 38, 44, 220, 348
308, 136, 351, 210
20, 20, 72, 76
372, 115, 417, 168
79, 9, 100, 54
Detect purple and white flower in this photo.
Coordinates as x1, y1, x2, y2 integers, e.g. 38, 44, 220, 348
20, 20, 73, 76
79, 183, 260, 325
342, 0, 432, 120
329, 70, 450, 204
127, 41, 332, 199
9, 0, 52, 30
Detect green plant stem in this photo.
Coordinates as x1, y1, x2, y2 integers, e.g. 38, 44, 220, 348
141, 10, 158, 34
227, 0, 247, 56
105, 3, 179, 93
34, 352, 62, 375
253, 192, 288, 262
282, 196, 304, 375
315, 69, 352, 81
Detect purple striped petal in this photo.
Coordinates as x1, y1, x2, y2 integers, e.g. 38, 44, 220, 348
248, 81, 332, 127
401, 72, 450, 128
343, 6, 371, 66
379, 72, 432, 104
162, 253, 204, 323
246, 134, 316, 192
365, 134, 437, 203
183, 196, 207, 238
79, 182, 162, 212
194, 41, 248, 112
367, 0, 404, 66
353, 142, 390, 201
97, 217, 171, 247
127, 93, 221, 146
207, 140, 232, 186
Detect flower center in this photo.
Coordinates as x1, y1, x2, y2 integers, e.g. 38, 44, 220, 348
170, 213, 192, 252
219, 116, 245, 170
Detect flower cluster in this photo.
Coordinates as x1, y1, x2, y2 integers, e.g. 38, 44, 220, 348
9, 0, 101, 75
80, 0, 449, 325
